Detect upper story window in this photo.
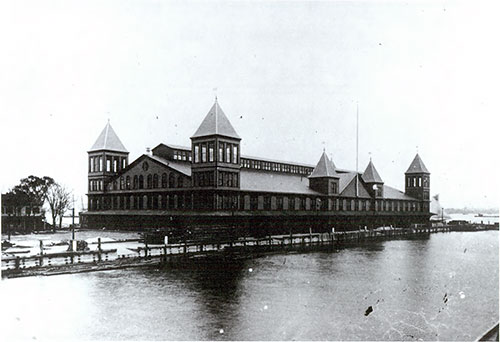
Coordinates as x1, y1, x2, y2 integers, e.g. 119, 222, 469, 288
90, 157, 94, 172
226, 145, 231, 163
194, 145, 200, 163
209, 143, 214, 162
218, 143, 224, 162
201, 144, 207, 163
233, 145, 238, 164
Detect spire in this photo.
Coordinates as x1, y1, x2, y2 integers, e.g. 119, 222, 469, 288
89, 121, 128, 153
362, 160, 383, 183
405, 153, 430, 174
309, 151, 339, 178
191, 100, 240, 139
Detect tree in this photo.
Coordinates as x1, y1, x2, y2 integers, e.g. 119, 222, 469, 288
46, 183, 72, 232
13, 175, 54, 217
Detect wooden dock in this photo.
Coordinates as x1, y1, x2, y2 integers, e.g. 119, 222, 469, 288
1, 226, 451, 278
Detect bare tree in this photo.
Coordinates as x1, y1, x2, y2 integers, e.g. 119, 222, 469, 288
45, 183, 72, 232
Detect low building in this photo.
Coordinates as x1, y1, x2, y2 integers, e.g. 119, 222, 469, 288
1, 192, 45, 233
81, 99, 432, 235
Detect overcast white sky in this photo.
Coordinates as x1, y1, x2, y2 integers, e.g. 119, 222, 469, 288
1, 0, 499, 211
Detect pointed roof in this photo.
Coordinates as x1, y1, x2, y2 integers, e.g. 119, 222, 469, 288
309, 152, 339, 178
191, 99, 240, 139
89, 121, 128, 153
362, 160, 384, 183
405, 154, 430, 174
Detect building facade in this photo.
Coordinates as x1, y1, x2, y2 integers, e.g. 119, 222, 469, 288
1, 192, 45, 233
82, 100, 432, 235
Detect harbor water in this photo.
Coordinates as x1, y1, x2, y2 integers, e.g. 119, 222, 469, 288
1, 231, 498, 340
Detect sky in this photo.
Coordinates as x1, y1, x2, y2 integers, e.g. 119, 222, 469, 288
1, 0, 499, 211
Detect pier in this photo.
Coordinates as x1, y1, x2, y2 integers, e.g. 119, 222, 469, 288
1, 226, 452, 279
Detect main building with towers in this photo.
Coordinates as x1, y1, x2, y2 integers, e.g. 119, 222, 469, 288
81, 99, 431, 235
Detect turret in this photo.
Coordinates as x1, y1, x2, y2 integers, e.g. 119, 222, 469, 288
309, 151, 340, 195
405, 153, 430, 202
190, 99, 241, 209
88, 121, 128, 210
362, 159, 384, 198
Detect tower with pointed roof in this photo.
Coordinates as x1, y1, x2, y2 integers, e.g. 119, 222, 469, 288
87, 121, 129, 210
362, 159, 384, 198
309, 151, 340, 195
405, 153, 430, 203
190, 99, 241, 209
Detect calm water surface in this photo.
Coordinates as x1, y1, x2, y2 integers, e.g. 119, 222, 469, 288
1, 231, 498, 341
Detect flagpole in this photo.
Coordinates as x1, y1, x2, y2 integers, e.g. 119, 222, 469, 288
356, 102, 359, 198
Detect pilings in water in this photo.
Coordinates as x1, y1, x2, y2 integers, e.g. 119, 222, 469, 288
1, 226, 452, 278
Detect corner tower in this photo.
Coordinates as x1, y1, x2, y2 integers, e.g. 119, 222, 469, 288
88, 121, 128, 210
405, 153, 430, 203
190, 99, 241, 190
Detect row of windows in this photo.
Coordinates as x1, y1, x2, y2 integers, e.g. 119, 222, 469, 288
193, 142, 239, 164
90, 193, 424, 213
98, 173, 185, 192
240, 158, 313, 175
89, 156, 127, 173
90, 194, 192, 211
406, 176, 429, 188
173, 150, 191, 161
89, 180, 104, 191
193, 171, 214, 187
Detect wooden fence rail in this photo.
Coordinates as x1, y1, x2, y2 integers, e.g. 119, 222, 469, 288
1, 227, 451, 277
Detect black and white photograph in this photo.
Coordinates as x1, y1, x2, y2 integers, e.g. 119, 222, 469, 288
0, 0, 498, 340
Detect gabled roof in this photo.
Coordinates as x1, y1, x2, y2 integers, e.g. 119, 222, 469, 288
362, 160, 383, 183
338, 173, 372, 198
191, 100, 240, 139
309, 152, 339, 178
405, 154, 430, 174
89, 122, 128, 153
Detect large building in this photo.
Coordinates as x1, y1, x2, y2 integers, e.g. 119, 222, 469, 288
81, 99, 431, 235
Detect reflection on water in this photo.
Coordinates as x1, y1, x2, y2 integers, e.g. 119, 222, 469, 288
1, 231, 498, 341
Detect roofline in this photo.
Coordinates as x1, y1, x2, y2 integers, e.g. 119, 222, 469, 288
87, 149, 129, 154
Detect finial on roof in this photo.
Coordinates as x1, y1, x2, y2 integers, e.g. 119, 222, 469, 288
323, 147, 325, 152
107, 118, 110, 123
369, 152, 372, 162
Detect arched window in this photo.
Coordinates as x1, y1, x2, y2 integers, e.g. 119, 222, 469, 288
169, 173, 175, 188
126, 176, 131, 189
153, 174, 159, 188
133, 175, 138, 189
147, 174, 152, 189
139, 175, 144, 189
178, 176, 183, 188
120, 177, 124, 190
161, 173, 168, 188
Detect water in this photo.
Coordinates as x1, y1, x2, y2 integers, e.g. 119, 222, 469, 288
1, 231, 498, 341
448, 213, 499, 225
